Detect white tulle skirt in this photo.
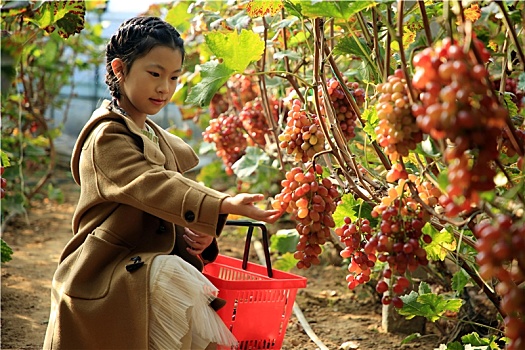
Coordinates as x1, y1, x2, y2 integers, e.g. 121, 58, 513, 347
148, 255, 238, 350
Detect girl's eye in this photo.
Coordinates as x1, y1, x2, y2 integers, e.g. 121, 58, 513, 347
171, 76, 179, 81
149, 72, 160, 77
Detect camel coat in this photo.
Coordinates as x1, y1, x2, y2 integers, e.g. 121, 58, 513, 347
43, 100, 229, 349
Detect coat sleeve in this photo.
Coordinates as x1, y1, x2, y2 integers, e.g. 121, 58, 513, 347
89, 121, 229, 237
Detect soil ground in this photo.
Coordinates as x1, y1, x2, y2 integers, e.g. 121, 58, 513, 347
1, 168, 441, 350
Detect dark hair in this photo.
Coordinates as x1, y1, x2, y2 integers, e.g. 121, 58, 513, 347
105, 16, 185, 99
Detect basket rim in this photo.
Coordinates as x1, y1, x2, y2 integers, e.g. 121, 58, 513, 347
203, 254, 307, 290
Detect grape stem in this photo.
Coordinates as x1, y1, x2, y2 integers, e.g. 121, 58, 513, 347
257, 17, 285, 172
457, 255, 506, 319
323, 45, 392, 171
417, 0, 433, 46
396, 0, 417, 104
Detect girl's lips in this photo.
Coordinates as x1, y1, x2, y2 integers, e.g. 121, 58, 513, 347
150, 98, 164, 106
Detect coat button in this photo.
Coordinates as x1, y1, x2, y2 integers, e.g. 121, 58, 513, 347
157, 224, 166, 233
184, 210, 195, 222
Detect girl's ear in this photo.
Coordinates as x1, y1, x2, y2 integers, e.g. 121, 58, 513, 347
111, 58, 125, 82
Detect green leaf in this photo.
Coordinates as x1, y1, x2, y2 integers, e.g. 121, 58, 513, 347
1, 150, 11, 167
270, 229, 299, 254
418, 281, 432, 295
362, 105, 378, 141
451, 268, 470, 294
231, 146, 269, 179
333, 193, 377, 228
1, 238, 14, 263
399, 282, 463, 322
334, 36, 372, 57
273, 252, 299, 272
502, 93, 518, 118
185, 61, 234, 107
420, 137, 441, 157
461, 332, 501, 349
398, 290, 431, 320
422, 223, 456, 261
401, 333, 421, 345
165, 1, 193, 34
290, 0, 376, 19
446, 341, 464, 350
205, 30, 264, 72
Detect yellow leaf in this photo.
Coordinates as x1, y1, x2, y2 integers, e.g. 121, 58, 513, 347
246, 0, 283, 18
464, 4, 481, 23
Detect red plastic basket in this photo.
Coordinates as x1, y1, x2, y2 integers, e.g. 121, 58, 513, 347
203, 221, 307, 350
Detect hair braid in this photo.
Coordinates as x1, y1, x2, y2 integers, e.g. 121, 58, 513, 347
105, 16, 184, 99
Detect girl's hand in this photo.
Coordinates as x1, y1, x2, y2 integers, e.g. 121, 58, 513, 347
220, 193, 283, 224
183, 227, 214, 256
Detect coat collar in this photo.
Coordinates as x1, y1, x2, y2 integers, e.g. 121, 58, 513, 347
71, 100, 199, 185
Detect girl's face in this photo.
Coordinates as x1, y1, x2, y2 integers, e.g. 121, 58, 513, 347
116, 45, 182, 121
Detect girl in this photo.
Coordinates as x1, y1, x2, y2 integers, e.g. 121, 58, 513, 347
43, 16, 281, 350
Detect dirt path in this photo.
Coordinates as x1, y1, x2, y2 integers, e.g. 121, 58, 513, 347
1, 170, 439, 350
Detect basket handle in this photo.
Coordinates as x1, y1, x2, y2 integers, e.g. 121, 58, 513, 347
225, 220, 273, 278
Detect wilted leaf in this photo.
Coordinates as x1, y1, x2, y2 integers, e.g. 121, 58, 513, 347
246, 0, 284, 17
30, 1, 85, 38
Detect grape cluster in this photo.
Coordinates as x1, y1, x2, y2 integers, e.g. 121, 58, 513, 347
318, 78, 364, 141
375, 70, 423, 163
272, 164, 339, 269
1, 166, 6, 199
239, 97, 279, 147
202, 112, 247, 175
209, 92, 230, 120
411, 37, 507, 216
493, 77, 525, 111
278, 99, 326, 163
474, 215, 525, 350
335, 217, 376, 290
229, 73, 260, 111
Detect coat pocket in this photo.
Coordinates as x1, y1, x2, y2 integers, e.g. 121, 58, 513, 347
55, 228, 131, 300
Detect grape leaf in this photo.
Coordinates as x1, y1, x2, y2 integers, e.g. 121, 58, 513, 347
205, 30, 264, 72
461, 333, 501, 349
422, 223, 456, 261
361, 105, 378, 141
246, 0, 284, 17
451, 268, 470, 294
273, 252, 299, 272
231, 146, 268, 180
185, 61, 234, 107
289, 0, 376, 19
29, 0, 85, 38
270, 229, 299, 254
333, 193, 377, 228
165, 2, 192, 34
399, 282, 463, 322
333, 36, 372, 57
1, 239, 14, 263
